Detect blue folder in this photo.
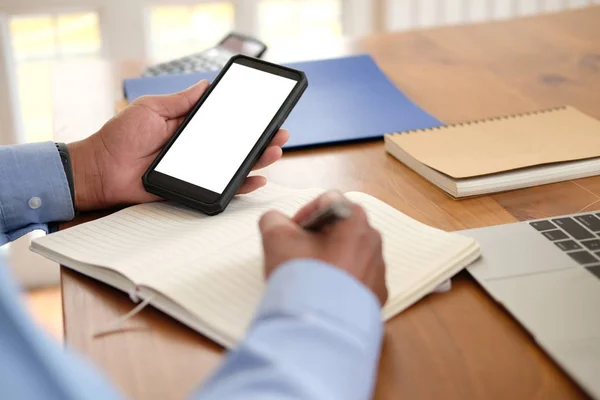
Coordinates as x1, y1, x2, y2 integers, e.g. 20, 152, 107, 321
123, 54, 442, 149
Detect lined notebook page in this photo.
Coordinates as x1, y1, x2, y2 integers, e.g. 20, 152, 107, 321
32, 184, 479, 346
32, 184, 322, 284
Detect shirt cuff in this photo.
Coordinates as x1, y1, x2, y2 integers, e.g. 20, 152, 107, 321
0, 142, 74, 242
256, 259, 383, 345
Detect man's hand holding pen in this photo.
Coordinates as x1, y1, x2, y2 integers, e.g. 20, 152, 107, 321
259, 191, 389, 306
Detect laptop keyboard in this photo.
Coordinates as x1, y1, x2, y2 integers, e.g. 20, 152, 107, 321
530, 212, 600, 280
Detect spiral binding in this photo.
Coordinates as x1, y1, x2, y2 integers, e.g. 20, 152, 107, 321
387, 105, 568, 136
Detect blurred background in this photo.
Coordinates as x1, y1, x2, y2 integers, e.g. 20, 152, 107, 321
0, 0, 599, 338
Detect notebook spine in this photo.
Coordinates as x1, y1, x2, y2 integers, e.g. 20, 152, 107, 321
388, 105, 568, 136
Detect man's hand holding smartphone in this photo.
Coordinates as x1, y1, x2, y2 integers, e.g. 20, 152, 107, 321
66, 80, 288, 212
142, 55, 307, 215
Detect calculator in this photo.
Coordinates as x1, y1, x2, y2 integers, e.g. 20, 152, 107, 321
142, 32, 268, 77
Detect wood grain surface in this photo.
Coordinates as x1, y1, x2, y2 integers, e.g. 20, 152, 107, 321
59, 6, 600, 400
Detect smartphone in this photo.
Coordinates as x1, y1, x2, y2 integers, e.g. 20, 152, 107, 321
142, 55, 307, 215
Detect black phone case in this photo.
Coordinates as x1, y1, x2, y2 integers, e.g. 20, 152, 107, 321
142, 55, 307, 216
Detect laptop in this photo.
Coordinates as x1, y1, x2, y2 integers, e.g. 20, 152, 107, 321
460, 211, 600, 399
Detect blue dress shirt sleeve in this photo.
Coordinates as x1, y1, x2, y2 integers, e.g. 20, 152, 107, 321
0, 142, 74, 245
0, 256, 125, 400
0, 255, 382, 400
193, 259, 384, 400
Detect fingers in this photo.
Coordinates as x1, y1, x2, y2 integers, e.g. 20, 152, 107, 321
259, 210, 300, 278
269, 129, 290, 148
137, 80, 210, 119
252, 146, 282, 170
236, 131, 289, 192
236, 176, 267, 194
373, 263, 389, 306
259, 210, 297, 237
251, 129, 289, 171
345, 203, 369, 228
292, 190, 347, 225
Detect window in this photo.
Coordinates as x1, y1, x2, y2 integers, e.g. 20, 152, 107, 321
9, 12, 102, 143
258, 0, 342, 47
149, 3, 235, 62
149, 1, 342, 61
10, 13, 101, 62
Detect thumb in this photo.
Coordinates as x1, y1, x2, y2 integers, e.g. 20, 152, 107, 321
138, 79, 210, 119
259, 210, 297, 238
259, 210, 298, 279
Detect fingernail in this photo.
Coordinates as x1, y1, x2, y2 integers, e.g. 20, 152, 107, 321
323, 190, 345, 204
260, 211, 287, 232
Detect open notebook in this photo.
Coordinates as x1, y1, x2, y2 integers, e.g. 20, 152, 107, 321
30, 184, 481, 348
384, 106, 600, 197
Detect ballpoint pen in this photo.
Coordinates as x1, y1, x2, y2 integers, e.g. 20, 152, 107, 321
300, 200, 352, 232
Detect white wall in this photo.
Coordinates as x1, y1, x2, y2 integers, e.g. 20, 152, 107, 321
0, 0, 148, 146
0, 12, 22, 145
386, 0, 600, 31
1, 0, 148, 60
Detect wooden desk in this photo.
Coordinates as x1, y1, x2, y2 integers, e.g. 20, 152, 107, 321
57, 7, 600, 400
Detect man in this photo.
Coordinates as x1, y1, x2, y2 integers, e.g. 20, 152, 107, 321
0, 80, 388, 399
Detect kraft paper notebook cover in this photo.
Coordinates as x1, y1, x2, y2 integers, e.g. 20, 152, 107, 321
384, 106, 600, 197
123, 54, 442, 149
30, 184, 480, 348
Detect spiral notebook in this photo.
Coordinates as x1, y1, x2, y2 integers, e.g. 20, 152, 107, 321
30, 184, 481, 348
384, 106, 600, 197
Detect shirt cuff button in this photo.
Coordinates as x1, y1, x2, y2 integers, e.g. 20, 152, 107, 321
28, 197, 42, 209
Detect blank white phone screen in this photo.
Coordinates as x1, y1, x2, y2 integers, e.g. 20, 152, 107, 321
155, 63, 297, 194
